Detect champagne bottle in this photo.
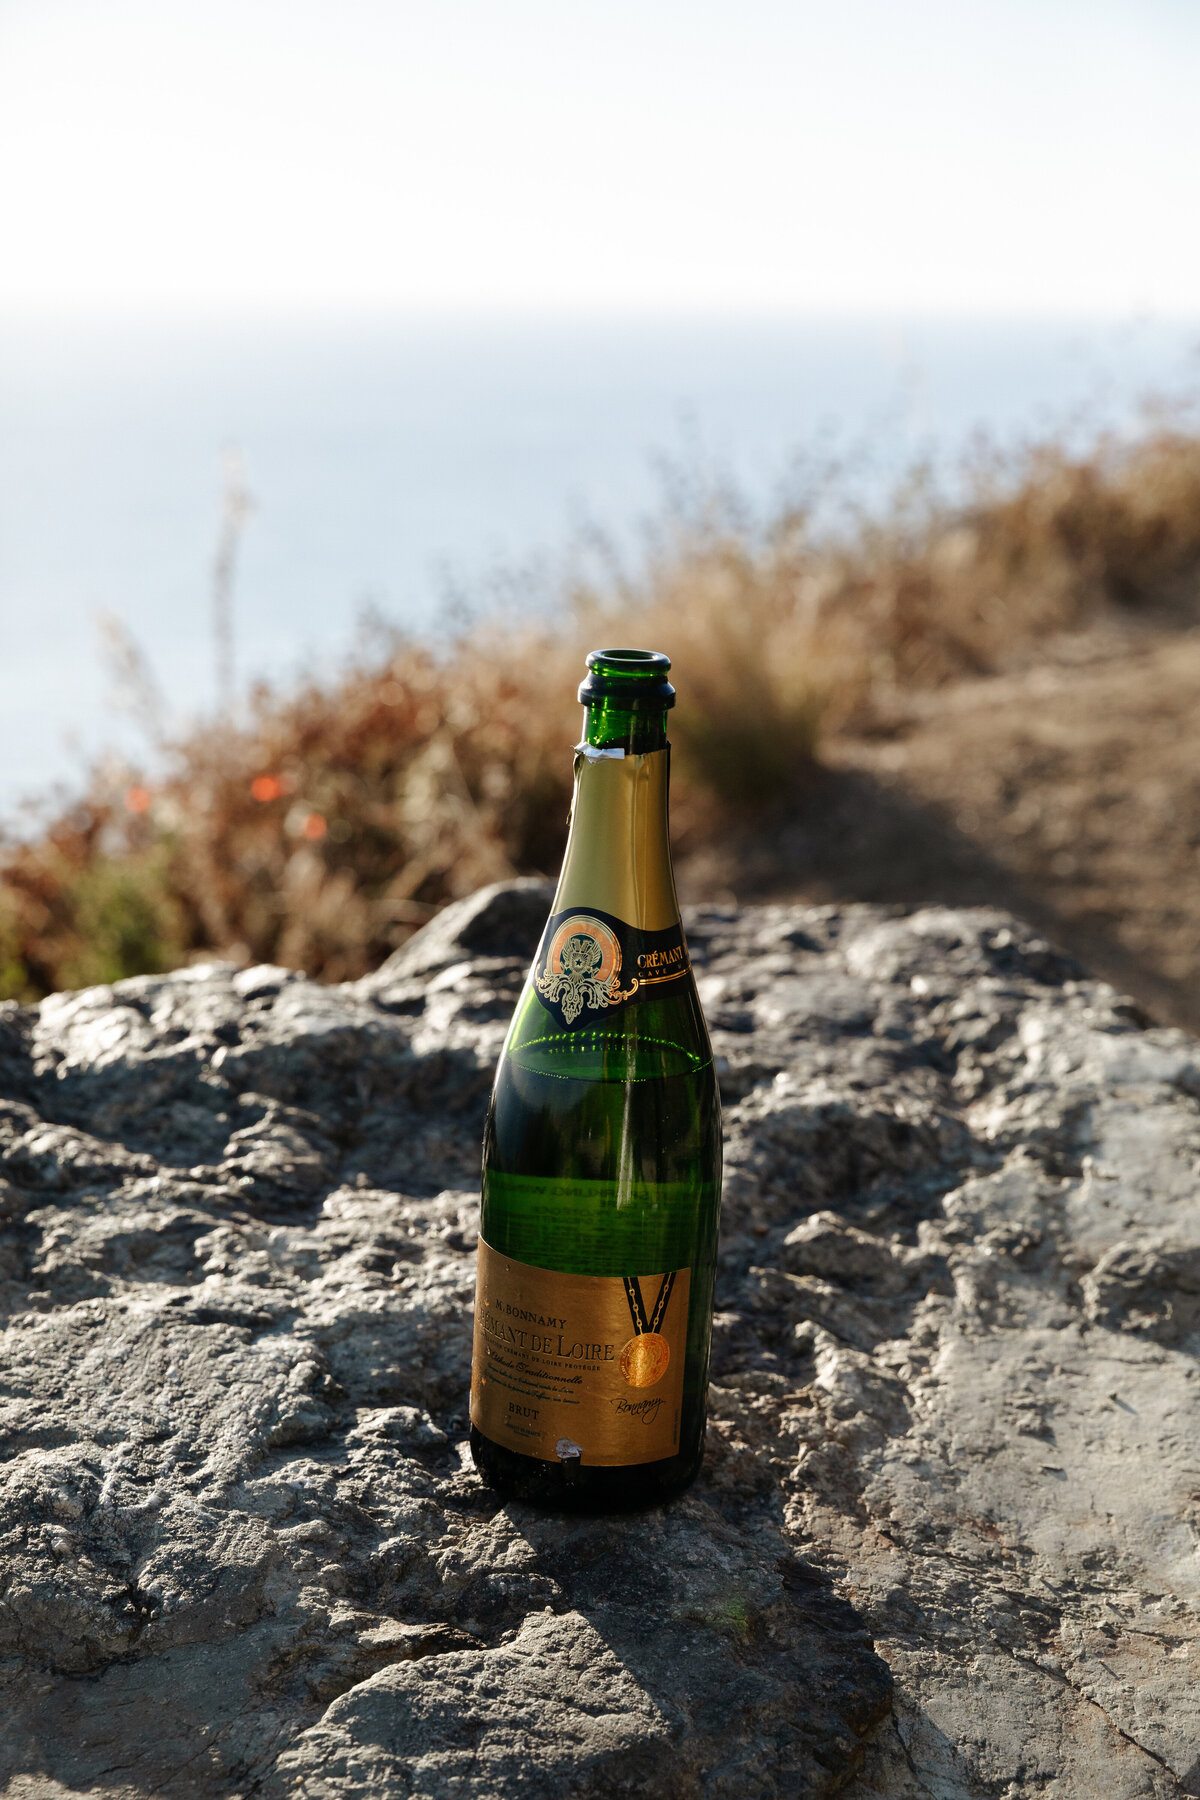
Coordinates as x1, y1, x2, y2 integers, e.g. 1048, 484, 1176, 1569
470, 648, 722, 1510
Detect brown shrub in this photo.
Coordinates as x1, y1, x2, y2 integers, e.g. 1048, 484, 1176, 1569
3, 422, 1200, 997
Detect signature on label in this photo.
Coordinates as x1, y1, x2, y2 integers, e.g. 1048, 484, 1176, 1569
613, 1395, 663, 1424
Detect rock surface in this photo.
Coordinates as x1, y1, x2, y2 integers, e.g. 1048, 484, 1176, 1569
2, 881, 1200, 1796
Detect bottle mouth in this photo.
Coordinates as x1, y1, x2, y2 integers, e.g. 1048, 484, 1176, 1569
578, 648, 675, 710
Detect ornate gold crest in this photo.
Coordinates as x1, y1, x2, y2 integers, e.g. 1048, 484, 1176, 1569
535, 914, 639, 1024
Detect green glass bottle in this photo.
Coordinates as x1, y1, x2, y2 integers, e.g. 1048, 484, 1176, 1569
470, 648, 722, 1510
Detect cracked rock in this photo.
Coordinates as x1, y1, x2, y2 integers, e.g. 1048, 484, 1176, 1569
2, 883, 1200, 1795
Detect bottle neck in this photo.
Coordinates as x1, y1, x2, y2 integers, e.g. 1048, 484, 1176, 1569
552, 736, 679, 931
581, 697, 668, 756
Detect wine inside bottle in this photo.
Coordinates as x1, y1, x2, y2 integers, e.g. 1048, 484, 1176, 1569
470, 648, 722, 1510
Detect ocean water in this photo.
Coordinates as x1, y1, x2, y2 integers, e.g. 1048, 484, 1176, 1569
1, 311, 1197, 821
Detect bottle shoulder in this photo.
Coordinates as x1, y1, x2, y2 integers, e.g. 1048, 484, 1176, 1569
501, 979, 715, 1086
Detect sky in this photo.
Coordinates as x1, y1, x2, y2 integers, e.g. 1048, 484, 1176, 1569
1, 0, 1199, 318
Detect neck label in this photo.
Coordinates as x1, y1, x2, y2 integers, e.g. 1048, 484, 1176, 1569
532, 905, 691, 1029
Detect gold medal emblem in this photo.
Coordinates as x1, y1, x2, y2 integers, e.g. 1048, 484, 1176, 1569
619, 1331, 670, 1388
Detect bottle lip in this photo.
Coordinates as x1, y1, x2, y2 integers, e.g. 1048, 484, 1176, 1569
578, 647, 676, 710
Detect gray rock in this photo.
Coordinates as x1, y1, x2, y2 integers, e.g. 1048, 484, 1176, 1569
2, 893, 1200, 1795
368, 877, 556, 983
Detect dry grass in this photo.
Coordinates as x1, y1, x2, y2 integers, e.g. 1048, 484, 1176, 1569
4, 422, 1200, 999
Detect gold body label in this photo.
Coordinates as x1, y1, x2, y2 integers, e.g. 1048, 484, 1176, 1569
470, 1241, 690, 1466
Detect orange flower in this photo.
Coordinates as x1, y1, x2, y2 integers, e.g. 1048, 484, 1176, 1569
251, 774, 285, 803
302, 812, 327, 840
124, 786, 151, 814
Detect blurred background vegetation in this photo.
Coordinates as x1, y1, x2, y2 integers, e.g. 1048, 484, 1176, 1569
5, 416, 1200, 1021
5, 3, 1200, 1027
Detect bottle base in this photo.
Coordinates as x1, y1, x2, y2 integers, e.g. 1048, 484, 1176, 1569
469, 1423, 704, 1513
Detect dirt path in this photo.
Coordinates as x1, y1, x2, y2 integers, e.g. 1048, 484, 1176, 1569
680, 626, 1200, 1032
